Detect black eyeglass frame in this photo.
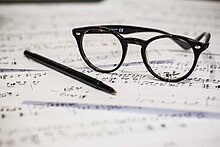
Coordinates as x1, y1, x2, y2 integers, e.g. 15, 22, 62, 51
72, 25, 211, 82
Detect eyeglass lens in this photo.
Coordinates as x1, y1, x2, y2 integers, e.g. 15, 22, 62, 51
82, 29, 123, 71
145, 37, 194, 80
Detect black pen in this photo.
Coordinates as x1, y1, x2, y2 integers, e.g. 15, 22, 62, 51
24, 50, 116, 95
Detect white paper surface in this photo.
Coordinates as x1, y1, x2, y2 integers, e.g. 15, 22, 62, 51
1, 0, 220, 146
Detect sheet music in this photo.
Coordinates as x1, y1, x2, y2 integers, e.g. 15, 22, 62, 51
1, 0, 220, 112
1, 103, 220, 147
1, 0, 220, 146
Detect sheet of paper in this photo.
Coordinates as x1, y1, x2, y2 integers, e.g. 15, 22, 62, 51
1, 0, 220, 146
1, 0, 220, 113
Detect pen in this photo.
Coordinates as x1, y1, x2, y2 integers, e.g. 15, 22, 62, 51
24, 50, 117, 95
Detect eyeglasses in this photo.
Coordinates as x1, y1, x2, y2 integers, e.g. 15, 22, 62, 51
72, 25, 211, 82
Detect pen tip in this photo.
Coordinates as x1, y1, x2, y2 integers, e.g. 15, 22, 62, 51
111, 89, 117, 95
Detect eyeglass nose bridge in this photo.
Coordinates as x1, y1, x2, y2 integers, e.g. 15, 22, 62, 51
123, 37, 146, 47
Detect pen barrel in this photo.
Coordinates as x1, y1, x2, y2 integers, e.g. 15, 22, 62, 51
24, 50, 96, 83
24, 50, 116, 95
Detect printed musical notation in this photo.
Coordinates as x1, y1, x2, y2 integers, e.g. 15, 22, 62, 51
1, 0, 220, 146
3, 45, 220, 110
0, 101, 214, 119
1, 61, 220, 112
0, 104, 220, 147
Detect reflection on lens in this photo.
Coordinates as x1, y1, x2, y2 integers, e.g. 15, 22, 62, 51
145, 37, 194, 80
82, 29, 123, 71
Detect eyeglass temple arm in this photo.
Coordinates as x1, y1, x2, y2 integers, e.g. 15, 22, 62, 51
86, 25, 210, 50
101, 25, 169, 35
171, 32, 211, 50
100, 25, 193, 50
106, 26, 211, 50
